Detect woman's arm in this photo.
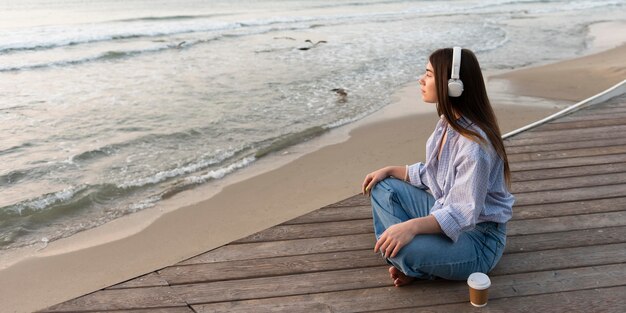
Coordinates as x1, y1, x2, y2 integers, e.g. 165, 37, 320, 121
431, 147, 491, 242
374, 215, 442, 258
362, 165, 407, 195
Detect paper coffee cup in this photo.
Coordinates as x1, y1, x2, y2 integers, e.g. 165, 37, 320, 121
467, 272, 491, 307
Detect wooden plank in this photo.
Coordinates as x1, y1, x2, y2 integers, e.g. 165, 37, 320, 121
505, 226, 626, 254
180, 233, 376, 264
181, 216, 626, 275
506, 137, 626, 154
226, 210, 626, 246
507, 211, 626, 236
510, 153, 626, 171
289, 193, 626, 225
587, 97, 626, 107
191, 264, 626, 312
233, 219, 372, 244
504, 131, 624, 147
284, 178, 626, 227
579, 100, 626, 108
288, 192, 626, 223
196, 301, 336, 313
589, 98, 626, 108
508, 145, 626, 162
180, 197, 626, 264
377, 285, 626, 313
40, 286, 187, 312
551, 110, 626, 123
511, 162, 626, 182
511, 124, 626, 140
587, 106, 626, 114
179, 224, 626, 271
164, 228, 626, 286
107, 272, 169, 289
171, 266, 391, 304
603, 99, 626, 106
587, 100, 626, 107
534, 117, 626, 131
275, 175, 626, 227
511, 172, 626, 193
287, 177, 626, 222
283, 205, 371, 225
512, 197, 626, 220
180, 223, 626, 276
245, 208, 626, 243
281, 185, 615, 224
493, 242, 626, 275
82, 308, 195, 313
513, 183, 626, 206
160, 249, 385, 285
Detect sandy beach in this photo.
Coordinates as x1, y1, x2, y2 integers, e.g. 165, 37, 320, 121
2, 26, 626, 313
492, 21, 626, 102
493, 44, 626, 102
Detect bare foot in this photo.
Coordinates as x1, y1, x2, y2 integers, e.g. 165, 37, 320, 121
388, 266, 415, 287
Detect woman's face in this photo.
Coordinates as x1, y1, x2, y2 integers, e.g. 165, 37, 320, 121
418, 62, 437, 103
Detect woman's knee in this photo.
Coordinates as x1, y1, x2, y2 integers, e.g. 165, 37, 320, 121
372, 177, 403, 194
388, 236, 432, 271
370, 177, 396, 200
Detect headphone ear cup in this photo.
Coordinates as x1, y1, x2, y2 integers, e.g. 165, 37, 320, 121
448, 79, 464, 97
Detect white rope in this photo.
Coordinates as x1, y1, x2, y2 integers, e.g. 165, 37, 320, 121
502, 79, 626, 140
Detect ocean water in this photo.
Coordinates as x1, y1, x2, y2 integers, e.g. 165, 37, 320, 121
0, 0, 624, 251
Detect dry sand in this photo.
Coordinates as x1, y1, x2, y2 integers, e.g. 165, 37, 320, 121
492, 20, 626, 102
1, 38, 625, 313
492, 44, 626, 102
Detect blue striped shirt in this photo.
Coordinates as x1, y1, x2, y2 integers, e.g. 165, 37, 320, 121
407, 116, 514, 242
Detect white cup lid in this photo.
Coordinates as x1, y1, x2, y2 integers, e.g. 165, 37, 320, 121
467, 272, 491, 290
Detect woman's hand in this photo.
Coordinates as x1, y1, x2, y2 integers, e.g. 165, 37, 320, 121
374, 220, 418, 258
362, 167, 391, 195
362, 165, 408, 195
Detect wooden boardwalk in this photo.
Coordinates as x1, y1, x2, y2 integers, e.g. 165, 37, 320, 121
41, 94, 626, 312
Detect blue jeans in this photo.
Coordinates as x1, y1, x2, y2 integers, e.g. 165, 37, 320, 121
371, 178, 506, 281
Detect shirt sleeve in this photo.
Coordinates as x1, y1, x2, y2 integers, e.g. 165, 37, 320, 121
407, 162, 428, 190
430, 146, 491, 242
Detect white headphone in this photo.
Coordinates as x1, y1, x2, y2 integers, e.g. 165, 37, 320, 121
448, 46, 464, 97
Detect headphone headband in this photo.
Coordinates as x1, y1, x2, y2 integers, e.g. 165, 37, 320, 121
451, 46, 462, 80
447, 46, 464, 97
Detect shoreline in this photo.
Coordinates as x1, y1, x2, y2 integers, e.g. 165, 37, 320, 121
0, 70, 570, 270
2, 30, 626, 313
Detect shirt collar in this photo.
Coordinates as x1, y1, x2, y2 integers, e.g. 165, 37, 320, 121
439, 115, 473, 129
455, 115, 473, 128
